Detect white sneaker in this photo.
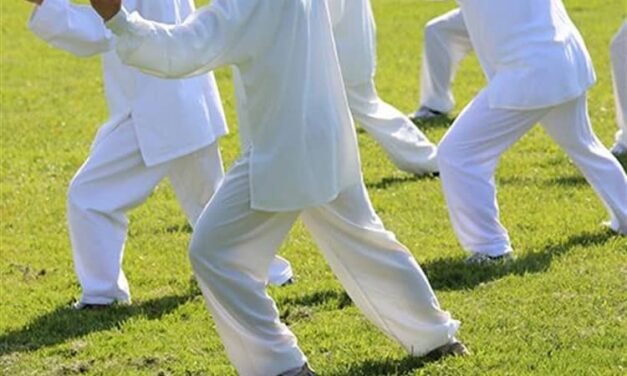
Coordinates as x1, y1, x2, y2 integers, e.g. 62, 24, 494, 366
409, 106, 447, 124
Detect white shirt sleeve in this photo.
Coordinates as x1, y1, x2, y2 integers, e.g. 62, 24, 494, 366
106, 0, 268, 79
28, 0, 114, 57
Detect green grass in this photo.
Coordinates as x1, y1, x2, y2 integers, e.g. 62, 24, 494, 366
1, 0, 626, 375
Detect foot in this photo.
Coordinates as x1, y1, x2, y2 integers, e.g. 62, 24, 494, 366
72, 300, 130, 310
425, 339, 470, 361
409, 106, 447, 124
277, 363, 316, 376
465, 252, 515, 265
72, 301, 111, 310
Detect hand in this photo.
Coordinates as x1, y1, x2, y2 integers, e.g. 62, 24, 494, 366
90, 0, 121, 22
24, 0, 43, 5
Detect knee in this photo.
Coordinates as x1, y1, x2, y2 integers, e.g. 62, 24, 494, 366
67, 174, 88, 212
436, 136, 461, 171
188, 228, 223, 271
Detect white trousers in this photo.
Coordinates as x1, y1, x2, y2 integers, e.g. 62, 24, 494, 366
438, 92, 627, 256
189, 154, 459, 376
612, 23, 627, 148
347, 80, 439, 174
419, 8, 471, 114
68, 118, 291, 305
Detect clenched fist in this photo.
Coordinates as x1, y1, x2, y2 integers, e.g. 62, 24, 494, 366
90, 0, 122, 22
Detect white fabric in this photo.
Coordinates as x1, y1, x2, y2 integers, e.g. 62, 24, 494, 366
346, 80, 438, 174
29, 0, 228, 166
438, 92, 627, 255
329, 0, 376, 85
189, 154, 460, 376
69, 119, 293, 304
328, 0, 438, 174
67, 118, 225, 304
457, 0, 596, 110
419, 8, 472, 114
612, 23, 627, 148
105, 0, 361, 212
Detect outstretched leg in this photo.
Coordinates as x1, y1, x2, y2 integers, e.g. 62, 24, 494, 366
540, 95, 627, 233
302, 181, 459, 356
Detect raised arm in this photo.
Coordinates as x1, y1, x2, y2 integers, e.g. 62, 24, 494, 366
91, 0, 268, 79
28, 0, 114, 57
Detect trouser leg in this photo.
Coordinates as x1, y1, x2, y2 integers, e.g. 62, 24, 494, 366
170, 143, 294, 285
419, 8, 472, 113
301, 182, 459, 356
68, 118, 172, 304
611, 23, 627, 148
346, 80, 439, 174
540, 95, 627, 232
188, 155, 304, 376
437, 91, 548, 255
168, 141, 224, 227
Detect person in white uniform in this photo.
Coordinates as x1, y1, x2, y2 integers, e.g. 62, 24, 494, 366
26, 0, 294, 309
410, 8, 473, 122
610, 23, 627, 157
88, 0, 468, 374
330, 0, 439, 175
437, 0, 627, 264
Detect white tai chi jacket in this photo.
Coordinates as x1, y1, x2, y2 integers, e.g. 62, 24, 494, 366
105, 0, 361, 212
329, 0, 377, 85
457, 0, 596, 110
29, 0, 228, 166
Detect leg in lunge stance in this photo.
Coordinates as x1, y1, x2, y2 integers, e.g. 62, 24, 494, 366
302, 182, 460, 356
610, 23, 627, 157
540, 96, 627, 233
331, 0, 439, 175
438, 91, 548, 262
68, 120, 224, 306
411, 8, 472, 122
190, 156, 465, 376
346, 80, 439, 175
189, 156, 304, 376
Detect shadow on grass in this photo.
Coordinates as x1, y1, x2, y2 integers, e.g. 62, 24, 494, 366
0, 293, 197, 356
411, 115, 456, 130
274, 229, 618, 316
277, 289, 352, 310
328, 355, 434, 376
366, 174, 438, 190
164, 222, 193, 234
424, 229, 617, 291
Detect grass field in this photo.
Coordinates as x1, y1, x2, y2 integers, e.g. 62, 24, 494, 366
1, 0, 626, 375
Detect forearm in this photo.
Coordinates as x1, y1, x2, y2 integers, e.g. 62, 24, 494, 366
105, 7, 225, 79
29, 0, 114, 57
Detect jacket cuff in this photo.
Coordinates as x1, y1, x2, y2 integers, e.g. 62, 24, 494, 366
105, 7, 131, 35
28, 0, 68, 40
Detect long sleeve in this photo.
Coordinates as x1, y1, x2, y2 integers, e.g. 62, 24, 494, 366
106, 0, 270, 79
28, 0, 114, 57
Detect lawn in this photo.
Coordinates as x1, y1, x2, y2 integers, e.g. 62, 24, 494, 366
1, 0, 626, 375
